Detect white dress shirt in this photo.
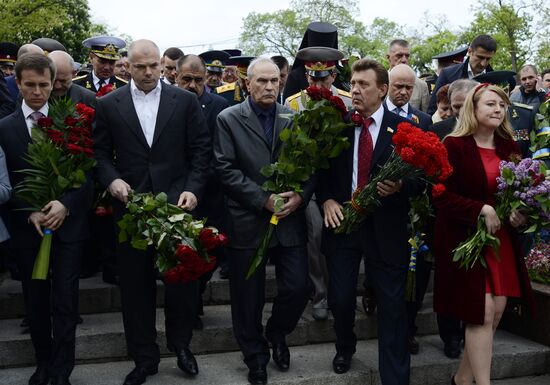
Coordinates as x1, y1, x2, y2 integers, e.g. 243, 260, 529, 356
385, 98, 410, 118
92, 71, 110, 90
467, 63, 486, 79
21, 101, 49, 137
351, 103, 385, 194
130, 79, 162, 147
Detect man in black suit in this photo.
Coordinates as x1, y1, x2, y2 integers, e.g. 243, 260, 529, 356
214, 57, 313, 385
318, 58, 422, 385
49, 51, 96, 106
73, 36, 127, 93
175, 53, 230, 327
0, 53, 93, 385
93, 39, 211, 385
428, 35, 497, 114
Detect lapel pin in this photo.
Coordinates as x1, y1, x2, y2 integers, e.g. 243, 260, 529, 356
387, 127, 394, 133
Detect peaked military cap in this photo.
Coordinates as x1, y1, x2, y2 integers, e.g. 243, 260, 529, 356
199, 50, 231, 73
223, 49, 241, 57
432, 46, 468, 66
296, 46, 344, 78
0, 42, 19, 64
83, 36, 126, 60
226, 56, 255, 79
473, 70, 516, 91
31, 38, 66, 54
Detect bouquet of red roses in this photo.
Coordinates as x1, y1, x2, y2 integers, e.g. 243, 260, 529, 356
118, 192, 227, 283
245, 86, 351, 278
335, 121, 452, 234
15, 98, 96, 279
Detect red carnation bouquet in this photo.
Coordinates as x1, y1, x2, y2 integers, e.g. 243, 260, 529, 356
96, 84, 115, 98
118, 192, 227, 283
335, 121, 452, 234
246, 86, 351, 278
15, 98, 96, 279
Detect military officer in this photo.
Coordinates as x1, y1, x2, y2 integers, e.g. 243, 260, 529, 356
0, 42, 18, 77
215, 56, 255, 106
427, 46, 469, 93
73, 36, 127, 93
222, 49, 241, 84
284, 47, 352, 322
199, 50, 230, 92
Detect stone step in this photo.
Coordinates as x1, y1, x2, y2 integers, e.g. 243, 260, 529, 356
0, 296, 437, 368
0, 332, 548, 385
0, 266, 372, 318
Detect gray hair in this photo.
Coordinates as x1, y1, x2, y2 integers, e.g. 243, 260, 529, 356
247, 57, 279, 80
448, 79, 478, 100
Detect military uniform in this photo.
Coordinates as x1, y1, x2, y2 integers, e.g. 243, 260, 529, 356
0, 42, 18, 77
509, 102, 537, 157
285, 86, 352, 111
215, 56, 254, 106
73, 72, 127, 93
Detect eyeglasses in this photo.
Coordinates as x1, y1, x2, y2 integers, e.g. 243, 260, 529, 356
179, 76, 204, 84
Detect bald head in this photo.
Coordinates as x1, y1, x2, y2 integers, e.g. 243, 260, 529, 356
18, 44, 44, 57
49, 51, 76, 97
388, 64, 416, 108
127, 39, 161, 93
128, 39, 160, 63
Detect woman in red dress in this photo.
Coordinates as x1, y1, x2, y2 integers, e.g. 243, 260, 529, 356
433, 84, 535, 385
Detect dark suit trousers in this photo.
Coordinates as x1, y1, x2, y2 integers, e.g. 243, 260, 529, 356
117, 242, 198, 368
228, 245, 309, 370
326, 231, 410, 385
406, 251, 433, 336
16, 240, 82, 377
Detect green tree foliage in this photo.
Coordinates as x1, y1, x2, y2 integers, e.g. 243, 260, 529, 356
0, 0, 107, 63
460, 0, 548, 72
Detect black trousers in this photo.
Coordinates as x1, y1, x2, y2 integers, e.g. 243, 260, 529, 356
117, 242, 198, 369
406, 251, 433, 336
16, 240, 82, 377
326, 234, 410, 385
228, 245, 309, 370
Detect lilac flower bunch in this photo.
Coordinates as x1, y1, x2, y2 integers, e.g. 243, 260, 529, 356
496, 158, 550, 230
526, 241, 550, 284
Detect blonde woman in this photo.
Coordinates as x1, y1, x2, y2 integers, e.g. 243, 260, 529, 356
432, 83, 535, 385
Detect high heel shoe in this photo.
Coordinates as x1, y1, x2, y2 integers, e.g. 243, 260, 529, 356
451, 374, 457, 385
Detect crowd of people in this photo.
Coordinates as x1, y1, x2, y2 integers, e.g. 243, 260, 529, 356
0, 20, 547, 385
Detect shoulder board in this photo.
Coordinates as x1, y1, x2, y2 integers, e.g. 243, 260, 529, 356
337, 89, 352, 98
512, 102, 533, 110
73, 74, 88, 81
216, 83, 236, 93
115, 76, 128, 84
285, 91, 303, 102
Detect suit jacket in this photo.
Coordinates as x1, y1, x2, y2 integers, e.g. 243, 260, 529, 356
73, 72, 127, 94
317, 107, 423, 266
64, 84, 97, 107
0, 107, 93, 248
94, 81, 211, 207
433, 135, 534, 325
428, 116, 458, 139
384, 100, 432, 131
0, 73, 15, 119
428, 58, 494, 114
214, 99, 314, 249
409, 77, 430, 113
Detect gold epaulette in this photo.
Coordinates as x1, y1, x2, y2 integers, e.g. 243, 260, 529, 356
73, 74, 87, 81
512, 102, 533, 110
285, 91, 303, 104
216, 83, 236, 93
115, 76, 128, 84
337, 89, 352, 98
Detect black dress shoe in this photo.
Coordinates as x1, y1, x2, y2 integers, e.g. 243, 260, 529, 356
408, 335, 419, 355
29, 365, 50, 385
271, 341, 290, 371
20, 317, 29, 328
102, 270, 120, 285
176, 348, 199, 376
362, 294, 376, 315
219, 265, 229, 279
123, 366, 158, 385
50, 376, 71, 385
332, 352, 352, 374
444, 339, 461, 359
247, 366, 267, 385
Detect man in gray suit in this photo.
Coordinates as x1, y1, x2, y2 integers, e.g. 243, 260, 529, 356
214, 57, 313, 385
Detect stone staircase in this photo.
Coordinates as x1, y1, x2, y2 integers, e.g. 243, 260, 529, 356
1, 267, 549, 385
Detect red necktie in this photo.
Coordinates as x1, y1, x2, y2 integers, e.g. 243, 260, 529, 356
357, 117, 374, 189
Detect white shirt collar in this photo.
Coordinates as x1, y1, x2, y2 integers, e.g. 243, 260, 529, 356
385, 98, 409, 116
367, 103, 385, 128
467, 62, 486, 79
92, 71, 109, 88
21, 100, 48, 119
130, 79, 162, 97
